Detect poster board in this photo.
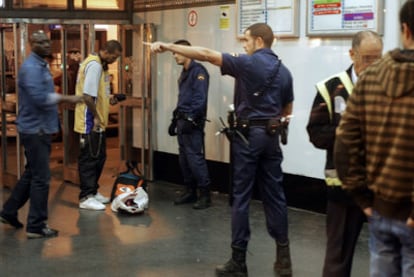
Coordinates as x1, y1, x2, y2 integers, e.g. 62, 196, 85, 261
307, 0, 385, 36
237, 0, 299, 38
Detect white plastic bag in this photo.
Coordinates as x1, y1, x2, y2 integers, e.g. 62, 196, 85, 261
111, 187, 149, 214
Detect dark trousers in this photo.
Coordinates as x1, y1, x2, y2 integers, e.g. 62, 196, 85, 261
78, 131, 106, 200
2, 133, 51, 232
177, 124, 210, 189
231, 127, 288, 249
322, 200, 366, 277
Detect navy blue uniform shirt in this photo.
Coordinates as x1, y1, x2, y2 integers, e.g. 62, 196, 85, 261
221, 48, 293, 119
176, 60, 209, 119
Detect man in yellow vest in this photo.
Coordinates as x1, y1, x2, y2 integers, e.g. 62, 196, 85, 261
306, 31, 382, 277
74, 40, 122, 210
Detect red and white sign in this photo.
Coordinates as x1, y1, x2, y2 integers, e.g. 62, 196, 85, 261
188, 10, 198, 27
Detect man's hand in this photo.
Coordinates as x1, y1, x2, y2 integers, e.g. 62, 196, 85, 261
149, 42, 170, 53
93, 117, 101, 131
363, 207, 373, 217
110, 93, 126, 105
168, 120, 177, 136
407, 217, 414, 228
109, 96, 118, 105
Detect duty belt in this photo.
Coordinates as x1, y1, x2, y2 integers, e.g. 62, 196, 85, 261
248, 119, 272, 127
176, 111, 190, 120
237, 118, 281, 127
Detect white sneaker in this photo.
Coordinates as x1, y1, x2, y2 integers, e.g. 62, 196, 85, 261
79, 197, 106, 210
94, 192, 110, 204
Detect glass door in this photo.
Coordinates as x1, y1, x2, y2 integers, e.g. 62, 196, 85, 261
0, 23, 23, 188
61, 23, 121, 184
119, 24, 154, 180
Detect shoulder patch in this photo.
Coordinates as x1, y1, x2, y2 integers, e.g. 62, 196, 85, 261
197, 74, 206, 80
230, 53, 240, 57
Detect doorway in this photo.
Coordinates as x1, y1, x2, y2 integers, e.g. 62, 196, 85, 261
0, 22, 154, 188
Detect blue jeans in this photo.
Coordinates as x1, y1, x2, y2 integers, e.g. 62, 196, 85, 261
369, 210, 414, 277
2, 133, 51, 232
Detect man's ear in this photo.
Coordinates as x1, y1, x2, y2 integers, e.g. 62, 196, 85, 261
349, 48, 356, 63
256, 36, 265, 48
402, 23, 412, 41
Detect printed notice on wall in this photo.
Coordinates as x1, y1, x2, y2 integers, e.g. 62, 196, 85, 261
237, 0, 299, 38
238, 0, 266, 36
307, 0, 384, 36
220, 5, 231, 30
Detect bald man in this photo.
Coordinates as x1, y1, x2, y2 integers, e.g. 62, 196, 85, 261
307, 30, 383, 277
0, 30, 83, 239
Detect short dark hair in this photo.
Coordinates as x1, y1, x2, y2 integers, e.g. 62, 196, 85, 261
400, 0, 414, 34
245, 23, 274, 48
174, 39, 191, 46
103, 40, 122, 54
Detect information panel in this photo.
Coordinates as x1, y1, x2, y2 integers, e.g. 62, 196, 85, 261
307, 0, 384, 36
237, 0, 299, 38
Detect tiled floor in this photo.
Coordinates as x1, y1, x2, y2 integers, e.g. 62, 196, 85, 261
0, 140, 370, 277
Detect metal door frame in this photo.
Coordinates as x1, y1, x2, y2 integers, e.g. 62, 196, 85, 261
119, 24, 154, 180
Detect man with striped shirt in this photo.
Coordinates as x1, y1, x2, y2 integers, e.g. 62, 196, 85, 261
335, 1, 414, 276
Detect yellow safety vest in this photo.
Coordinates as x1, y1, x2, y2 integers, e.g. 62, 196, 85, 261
315, 71, 353, 121
316, 71, 353, 186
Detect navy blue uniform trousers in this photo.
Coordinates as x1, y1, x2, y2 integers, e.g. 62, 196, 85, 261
231, 127, 288, 249
177, 120, 210, 189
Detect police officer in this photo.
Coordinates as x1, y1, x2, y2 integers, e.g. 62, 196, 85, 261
168, 39, 211, 210
150, 22, 294, 277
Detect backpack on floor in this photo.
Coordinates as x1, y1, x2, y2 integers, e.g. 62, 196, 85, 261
110, 161, 148, 214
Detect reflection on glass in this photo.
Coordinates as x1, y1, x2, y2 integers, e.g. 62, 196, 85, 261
13, 0, 67, 8
74, 0, 124, 10
12, 0, 124, 10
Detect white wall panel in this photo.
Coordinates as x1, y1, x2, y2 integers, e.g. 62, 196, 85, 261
134, 1, 401, 179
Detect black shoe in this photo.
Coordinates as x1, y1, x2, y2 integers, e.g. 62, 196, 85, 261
193, 196, 211, 209
0, 214, 23, 229
27, 226, 59, 239
174, 191, 197, 205
274, 241, 292, 277
215, 259, 248, 277
193, 187, 211, 209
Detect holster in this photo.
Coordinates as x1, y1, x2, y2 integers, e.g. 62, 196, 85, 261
266, 118, 281, 136
280, 123, 288, 145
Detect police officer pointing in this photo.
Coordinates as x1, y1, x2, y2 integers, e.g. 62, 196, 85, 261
151, 22, 294, 277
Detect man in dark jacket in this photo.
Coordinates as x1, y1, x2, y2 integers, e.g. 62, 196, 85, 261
307, 30, 382, 277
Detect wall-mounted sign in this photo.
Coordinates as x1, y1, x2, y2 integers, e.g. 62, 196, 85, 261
220, 5, 230, 30
237, 0, 299, 38
307, 0, 384, 36
188, 10, 198, 27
